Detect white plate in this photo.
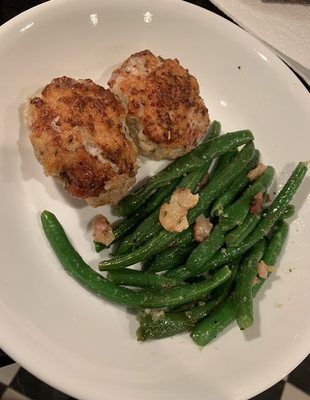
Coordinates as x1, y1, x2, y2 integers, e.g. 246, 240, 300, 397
0, 1, 309, 399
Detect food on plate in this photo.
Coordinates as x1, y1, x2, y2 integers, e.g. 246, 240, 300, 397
116, 123, 252, 217
108, 50, 210, 160
99, 138, 256, 270
194, 215, 213, 243
39, 120, 309, 346
250, 191, 264, 214
25, 76, 138, 207
190, 222, 289, 346
111, 121, 222, 255
247, 162, 266, 181
41, 209, 231, 309
159, 188, 199, 233
218, 165, 275, 231
92, 215, 115, 246
224, 203, 264, 248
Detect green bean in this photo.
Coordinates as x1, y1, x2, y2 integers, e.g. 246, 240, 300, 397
117, 160, 216, 256
95, 179, 181, 253
41, 210, 232, 309
225, 202, 294, 247
117, 193, 193, 256
166, 225, 226, 280
115, 180, 180, 241
225, 213, 261, 248
170, 226, 195, 247
219, 166, 275, 230
116, 208, 160, 255
107, 269, 184, 290
210, 150, 260, 217
250, 221, 289, 296
117, 126, 222, 255
168, 182, 272, 280
172, 120, 223, 193
137, 298, 221, 341
259, 221, 289, 275
117, 121, 221, 218
225, 207, 263, 248
281, 204, 295, 219
191, 296, 235, 347
211, 256, 241, 298
142, 244, 196, 273
117, 161, 215, 256
94, 241, 105, 253
133, 265, 232, 309
209, 149, 239, 182
41, 210, 149, 308
98, 142, 255, 271
191, 162, 308, 275
125, 265, 232, 309
190, 221, 288, 346
117, 127, 254, 217
137, 259, 240, 341
234, 239, 266, 330
179, 119, 222, 193
142, 227, 196, 272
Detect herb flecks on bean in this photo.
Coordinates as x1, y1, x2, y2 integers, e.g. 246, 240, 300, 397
40, 122, 308, 347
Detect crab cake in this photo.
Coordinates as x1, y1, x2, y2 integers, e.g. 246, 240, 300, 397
108, 50, 210, 160
25, 76, 138, 207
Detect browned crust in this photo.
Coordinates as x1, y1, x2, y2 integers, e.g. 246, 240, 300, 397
27, 76, 137, 201
108, 50, 210, 157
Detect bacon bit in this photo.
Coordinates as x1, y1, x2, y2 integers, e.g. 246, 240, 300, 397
92, 215, 115, 246
247, 163, 266, 182
159, 188, 199, 232
254, 265, 277, 285
252, 276, 260, 286
250, 192, 264, 214
194, 215, 213, 243
257, 260, 268, 279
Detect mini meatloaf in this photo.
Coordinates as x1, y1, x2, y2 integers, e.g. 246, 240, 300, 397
108, 50, 210, 160
25, 76, 138, 207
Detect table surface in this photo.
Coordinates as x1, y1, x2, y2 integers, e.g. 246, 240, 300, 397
0, 1, 309, 399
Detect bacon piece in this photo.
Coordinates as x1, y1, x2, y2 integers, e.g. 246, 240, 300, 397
247, 163, 266, 182
194, 215, 213, 243
257, 260, 268, 280
92, 215, 115, 246
250, 192, 264, 214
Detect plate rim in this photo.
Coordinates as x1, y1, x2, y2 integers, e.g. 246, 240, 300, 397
0, 1, 309, 399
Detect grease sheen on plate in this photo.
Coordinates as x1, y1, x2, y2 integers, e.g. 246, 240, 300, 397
0, 1, 309, 400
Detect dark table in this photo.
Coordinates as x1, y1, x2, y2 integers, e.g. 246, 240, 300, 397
0, 1, 309, 399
